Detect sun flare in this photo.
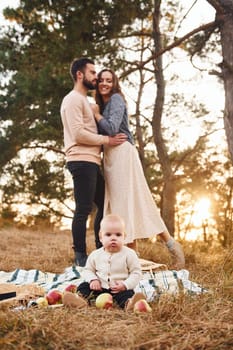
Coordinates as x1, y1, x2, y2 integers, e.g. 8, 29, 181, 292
192, 197, 211, 227
179, 197, 212, 241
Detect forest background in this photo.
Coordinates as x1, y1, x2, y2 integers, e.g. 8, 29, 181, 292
0, 2, 233, 348
0, 0, 233, 248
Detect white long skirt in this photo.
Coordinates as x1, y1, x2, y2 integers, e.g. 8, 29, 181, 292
103, 141, 168, 244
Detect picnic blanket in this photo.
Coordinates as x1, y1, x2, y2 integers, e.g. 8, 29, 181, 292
0, 261, 207, 305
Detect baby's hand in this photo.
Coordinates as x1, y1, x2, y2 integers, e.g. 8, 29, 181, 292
110, 280, 126, 293
90, 279, 102, 291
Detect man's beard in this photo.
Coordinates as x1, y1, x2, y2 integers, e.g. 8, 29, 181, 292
83, 76, 96, 90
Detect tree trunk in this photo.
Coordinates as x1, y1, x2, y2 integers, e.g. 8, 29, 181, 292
151, 0, 176, 235
135, 68, 146, 171
219, 9, 233, 162
207, 0, 233, 162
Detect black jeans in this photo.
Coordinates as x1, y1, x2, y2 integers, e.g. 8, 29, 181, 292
67, 161, 104, 254
78, 282, 134, 309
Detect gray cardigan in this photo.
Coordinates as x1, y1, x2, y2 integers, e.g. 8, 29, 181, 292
98, 93, 134, 144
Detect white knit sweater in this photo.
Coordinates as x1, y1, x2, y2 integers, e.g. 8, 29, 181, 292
83, 246, 142, 290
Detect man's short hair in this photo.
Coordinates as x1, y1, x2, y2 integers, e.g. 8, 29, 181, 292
70, 57, 95, 82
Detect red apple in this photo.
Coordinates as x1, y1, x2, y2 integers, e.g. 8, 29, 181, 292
133, 299, 152, 313
46, 289, 63, 305
64, 284, 77, 293
95, 293, 113, 309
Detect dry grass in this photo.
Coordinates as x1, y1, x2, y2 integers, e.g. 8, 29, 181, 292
0, 226, 233, 350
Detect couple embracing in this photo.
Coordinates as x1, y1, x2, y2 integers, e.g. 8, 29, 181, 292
60, 57, 185, 270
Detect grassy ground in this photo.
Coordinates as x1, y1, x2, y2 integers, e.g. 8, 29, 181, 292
0, 226, 232, 350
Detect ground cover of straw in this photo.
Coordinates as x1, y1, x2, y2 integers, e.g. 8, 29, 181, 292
0, 226, 232, 350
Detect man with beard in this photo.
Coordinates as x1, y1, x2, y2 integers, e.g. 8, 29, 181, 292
60, 58, 126, 267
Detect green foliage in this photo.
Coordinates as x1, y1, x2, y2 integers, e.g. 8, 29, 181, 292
0, 0, 232, 244
1, 153, 70, 225
0, 0, 152, 224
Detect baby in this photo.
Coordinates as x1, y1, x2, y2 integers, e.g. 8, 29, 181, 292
63, 214, 148, 311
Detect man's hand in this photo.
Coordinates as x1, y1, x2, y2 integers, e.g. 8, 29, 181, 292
108, 133, 127, 146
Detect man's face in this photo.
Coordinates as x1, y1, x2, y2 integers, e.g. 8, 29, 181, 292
82, 63, 97, 90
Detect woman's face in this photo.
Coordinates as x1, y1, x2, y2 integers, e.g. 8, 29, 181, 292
98, 71, 113, 99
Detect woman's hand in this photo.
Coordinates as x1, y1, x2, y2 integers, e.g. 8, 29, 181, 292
90, 103, 100, 114
90, 103, 103, 122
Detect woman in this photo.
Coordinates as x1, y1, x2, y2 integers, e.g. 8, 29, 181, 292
92, 69, 185, 269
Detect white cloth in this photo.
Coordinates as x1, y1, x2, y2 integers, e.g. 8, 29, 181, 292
103, 141, 168, 243
0, 267, 208, 301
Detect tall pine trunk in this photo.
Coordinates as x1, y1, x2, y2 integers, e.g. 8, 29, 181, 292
152, 0, 176, 235
219, 4, 233, 162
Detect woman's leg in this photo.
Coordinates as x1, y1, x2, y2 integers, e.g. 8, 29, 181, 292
158, 231, 185, 269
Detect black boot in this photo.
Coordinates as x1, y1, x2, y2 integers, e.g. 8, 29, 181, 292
74, 251, 87, 267
95, 240, 102, 249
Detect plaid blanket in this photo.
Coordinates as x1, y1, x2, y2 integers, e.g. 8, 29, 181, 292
0, 266, 207, 302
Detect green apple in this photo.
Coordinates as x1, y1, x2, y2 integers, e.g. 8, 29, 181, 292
95, 293, 113, 309
36, 297, 49, 308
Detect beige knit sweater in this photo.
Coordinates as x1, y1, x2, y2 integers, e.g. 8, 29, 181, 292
83, 246, 142, 290
60, 90, 109, 165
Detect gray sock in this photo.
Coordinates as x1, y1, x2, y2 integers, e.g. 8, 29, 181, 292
166, 239, 185, 269
166, 237, 175, 250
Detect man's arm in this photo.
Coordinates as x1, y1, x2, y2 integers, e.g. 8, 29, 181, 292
63, 99, 126, 146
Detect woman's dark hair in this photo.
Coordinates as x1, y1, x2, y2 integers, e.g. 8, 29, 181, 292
70, 57, 95, 82
95, 69, 125, 112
